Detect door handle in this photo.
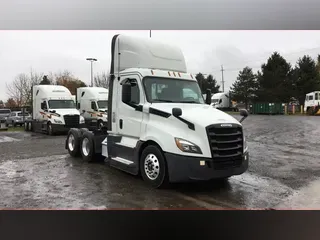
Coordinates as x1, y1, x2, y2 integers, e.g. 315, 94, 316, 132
119, 119, 123, 129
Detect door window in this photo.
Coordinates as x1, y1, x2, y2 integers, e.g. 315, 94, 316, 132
122, 78, 140, 105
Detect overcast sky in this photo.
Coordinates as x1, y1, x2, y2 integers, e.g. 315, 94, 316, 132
1, 30, 320, 101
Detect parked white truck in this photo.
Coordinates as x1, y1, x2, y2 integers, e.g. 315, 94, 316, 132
25, 85, 85, 135
75, 87, 108, 129
65, 34, 249, 188
211, 92, 238, 111
304, 91, 320, 115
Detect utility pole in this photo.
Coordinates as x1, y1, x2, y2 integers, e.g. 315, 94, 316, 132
86, 58, 97, 87
221, 65, 225, 92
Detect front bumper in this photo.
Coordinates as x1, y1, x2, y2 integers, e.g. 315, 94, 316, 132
165, 151, 249, 183
52, 123, 86, 133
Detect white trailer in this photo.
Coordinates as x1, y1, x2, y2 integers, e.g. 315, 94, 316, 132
65, 34, 249, 188
25, 85, 86, 135
76, 87, 108, 129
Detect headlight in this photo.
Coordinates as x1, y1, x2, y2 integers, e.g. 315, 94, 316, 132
174, 138, 202, 154
54, 119, 62, 124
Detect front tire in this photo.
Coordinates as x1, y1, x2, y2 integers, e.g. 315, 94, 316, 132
140, 145, 169, 189
98, 120, 104, 129
24, 122, 29, 131
80, 131, 95, 162
67, 129, 82, 157
47, 122, 54, 135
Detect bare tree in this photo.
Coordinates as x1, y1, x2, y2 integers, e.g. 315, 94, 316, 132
55, 70, 87, 95
94, 72, 109, 88
6, 69, 43, 107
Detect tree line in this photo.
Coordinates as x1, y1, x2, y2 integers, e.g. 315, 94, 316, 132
2, 69, 108, 108
230, 52, 320, 109
195, 52, 320, 109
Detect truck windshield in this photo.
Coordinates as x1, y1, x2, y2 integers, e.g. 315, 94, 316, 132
143, 77, 204, 104
0, 109, 10, 114
48, 100, 76, 109
18, 113, 30, 116
97, 100, 108, 109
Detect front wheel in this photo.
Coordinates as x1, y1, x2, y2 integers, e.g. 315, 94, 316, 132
24, 122, 29, 131
140, 145, 169, 189
97, 120, 104, 129
47, 122, 54, 135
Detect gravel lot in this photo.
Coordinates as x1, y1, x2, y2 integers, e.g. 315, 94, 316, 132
0, 115, 319, 209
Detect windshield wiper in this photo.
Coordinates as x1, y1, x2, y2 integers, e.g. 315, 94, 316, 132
154, 99, 174, 102
178, 101, 200, 104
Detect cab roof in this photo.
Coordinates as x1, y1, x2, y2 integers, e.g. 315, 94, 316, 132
111, 34, 187, 74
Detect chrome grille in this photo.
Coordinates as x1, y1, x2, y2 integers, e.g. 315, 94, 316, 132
64, 115, 80, 128
206, 124, 243, 170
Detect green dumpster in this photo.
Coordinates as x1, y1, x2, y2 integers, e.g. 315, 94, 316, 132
252, 102, 284, 115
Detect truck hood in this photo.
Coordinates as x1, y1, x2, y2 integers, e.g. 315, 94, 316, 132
48, 109, 80, 116
150, 103, 241, 127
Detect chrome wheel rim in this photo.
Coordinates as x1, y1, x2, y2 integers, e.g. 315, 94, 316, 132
144, 153, 160, 180
68, 134, 75, 151
82, 138, 90, 156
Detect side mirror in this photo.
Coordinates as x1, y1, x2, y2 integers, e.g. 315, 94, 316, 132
41, 102, 46, 110
239, 109, 249, 123
82, 110, 85, 113
219, 99, 222, 104
172, 108, 182, 117
205, 89, 211, 105
122, 83, 131, 104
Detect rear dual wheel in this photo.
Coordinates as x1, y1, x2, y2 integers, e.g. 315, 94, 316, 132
66, 129, 100, 163
66, 128, 82, 157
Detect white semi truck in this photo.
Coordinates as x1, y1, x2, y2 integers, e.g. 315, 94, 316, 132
211, 92, 238, 111
65, 34, 249, 188
25, 85, 86, 135
75, 87, 108, 129
304, 91, 320, 115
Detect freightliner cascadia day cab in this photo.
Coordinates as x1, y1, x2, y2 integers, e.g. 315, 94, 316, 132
65, 34, 249, 188
25, 85, 85, 135
76, 87, 109, 129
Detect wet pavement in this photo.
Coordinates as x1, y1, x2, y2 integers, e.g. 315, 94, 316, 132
0, 115, 319, 209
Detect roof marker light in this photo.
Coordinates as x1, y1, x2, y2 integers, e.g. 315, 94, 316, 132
173, 72, 176, 77
178, 72, 181, 77
168, 72, 171, 76
190, 74, 193, 79
151, 70, 154, 75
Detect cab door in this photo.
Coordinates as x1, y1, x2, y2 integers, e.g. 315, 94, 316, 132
116, 75, 144, 139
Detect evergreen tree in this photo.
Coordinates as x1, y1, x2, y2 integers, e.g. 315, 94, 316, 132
39, 75, 51, 85
257, 52, 292, 102
230, 66, 257, 109
292, 55, 320, 105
